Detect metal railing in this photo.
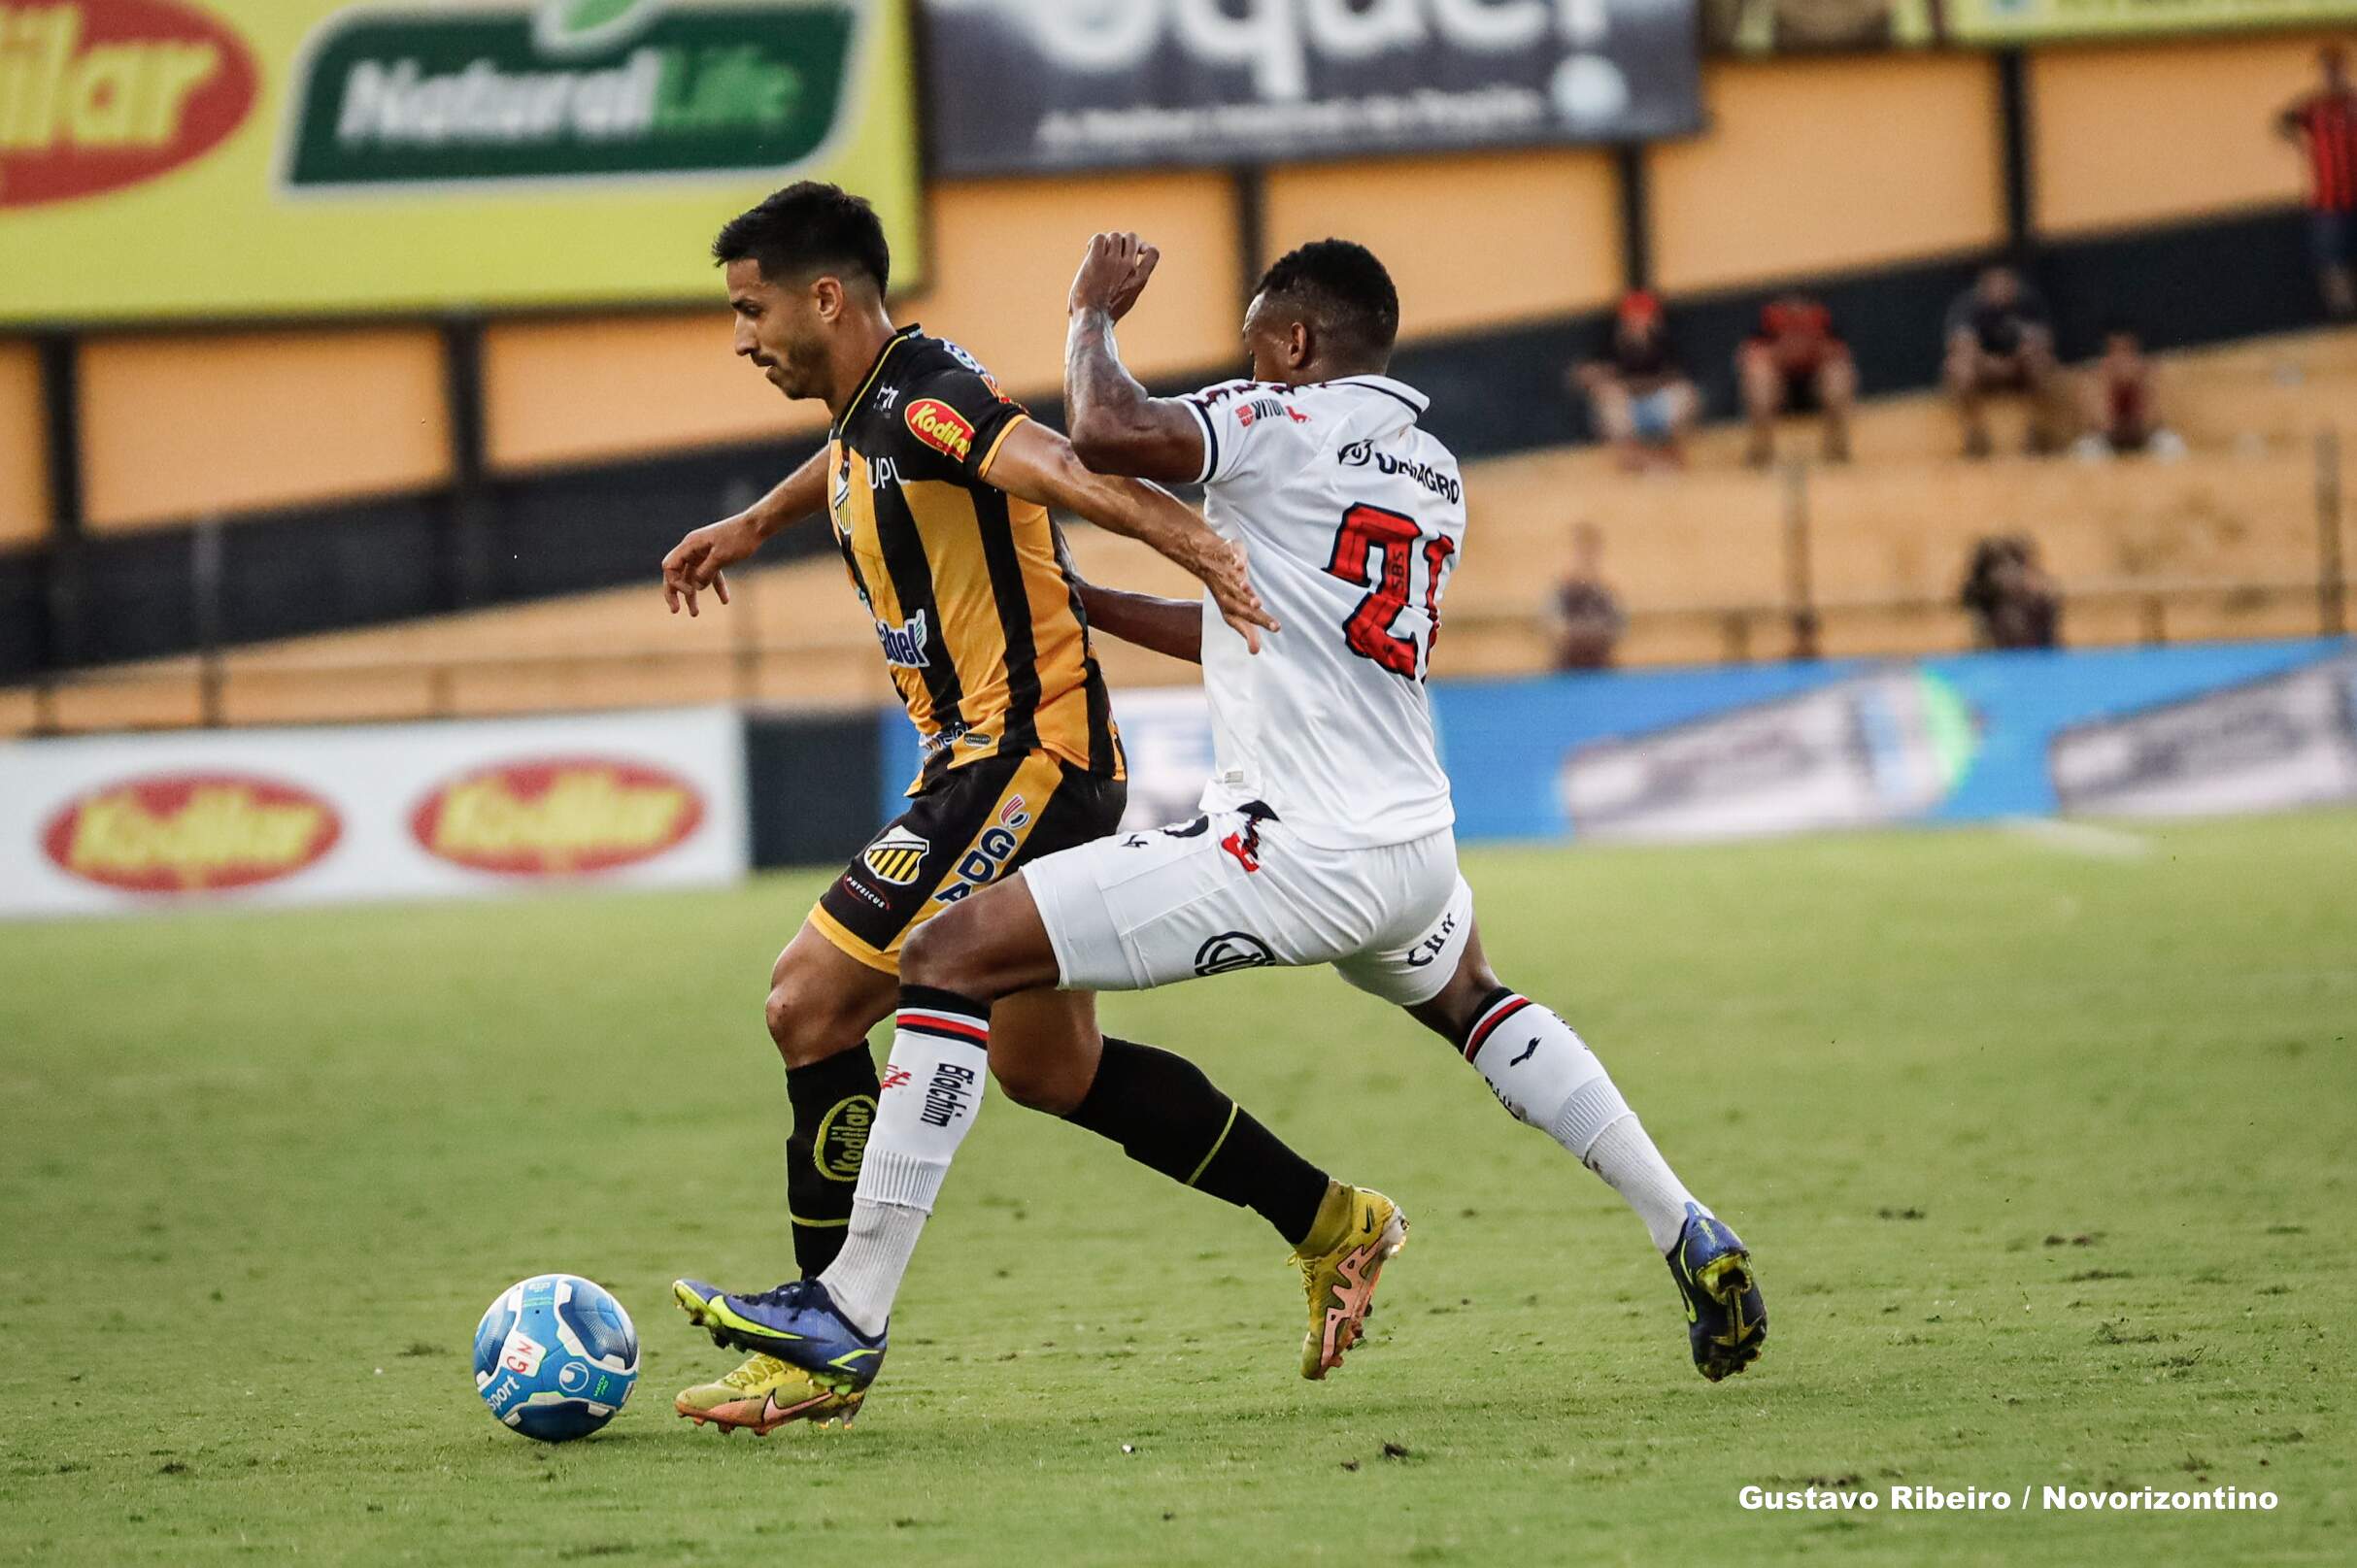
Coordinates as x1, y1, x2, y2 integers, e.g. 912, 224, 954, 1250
10, 433, 2352, 737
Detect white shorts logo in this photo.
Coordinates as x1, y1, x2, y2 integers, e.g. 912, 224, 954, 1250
1193, 932, 1273, 976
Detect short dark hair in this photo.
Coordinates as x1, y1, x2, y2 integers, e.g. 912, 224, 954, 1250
713, 182, 890, 291
1256, 240, 1399, 360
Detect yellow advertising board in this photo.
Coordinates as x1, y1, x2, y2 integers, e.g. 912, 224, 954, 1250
1708, 0, 2344, 51
0, 0, 921, 323
1951, 0, 2353, 42
1951, 0, 2357, 42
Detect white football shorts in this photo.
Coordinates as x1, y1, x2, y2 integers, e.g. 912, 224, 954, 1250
1021, 808, 1474, 1007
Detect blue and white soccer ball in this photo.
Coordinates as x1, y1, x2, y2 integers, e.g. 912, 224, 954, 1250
471, 1274, 639, 1442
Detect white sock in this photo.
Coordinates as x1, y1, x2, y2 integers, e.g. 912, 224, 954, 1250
1463, 991, 1704, 1254
818, 993, 991, 1336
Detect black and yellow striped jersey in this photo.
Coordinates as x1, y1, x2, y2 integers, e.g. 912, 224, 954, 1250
825, 326, 1123, 793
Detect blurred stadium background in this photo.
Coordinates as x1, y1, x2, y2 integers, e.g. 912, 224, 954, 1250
2, 0, 2354, 904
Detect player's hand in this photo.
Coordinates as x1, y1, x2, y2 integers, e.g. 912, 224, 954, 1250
660, 514, 760, 617
1191, 536, 1280, 654
1068, 232, 1161, 322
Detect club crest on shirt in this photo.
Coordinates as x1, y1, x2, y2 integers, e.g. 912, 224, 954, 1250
861, 825, 929, 886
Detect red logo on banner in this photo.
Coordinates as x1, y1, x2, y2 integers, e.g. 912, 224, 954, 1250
41, 773, 341, 893
0, 1, 262, 210
411, 758, 704, 877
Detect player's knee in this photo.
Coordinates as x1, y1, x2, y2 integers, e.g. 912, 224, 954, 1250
764, 971, 864, 1067
988, 1050, 1065, 1114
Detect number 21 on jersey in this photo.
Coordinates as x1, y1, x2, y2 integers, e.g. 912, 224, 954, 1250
1324, 503, 1455, 681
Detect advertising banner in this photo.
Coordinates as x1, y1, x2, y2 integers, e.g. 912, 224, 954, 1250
0, 0, 922, 323
1705, 0, 2338, 53
1434, 638, 2355, 844
1703, 0, 1937, 56
2050, 652, 2357, 818
0, 706, 748, 917
1944, 0, 2354, 44
921, 0, 1702, 177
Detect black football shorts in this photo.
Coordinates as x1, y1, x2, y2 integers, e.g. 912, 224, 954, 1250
810, 750, 1126, 974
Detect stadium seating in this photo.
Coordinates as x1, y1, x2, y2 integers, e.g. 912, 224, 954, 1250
5, 328, 2353, 737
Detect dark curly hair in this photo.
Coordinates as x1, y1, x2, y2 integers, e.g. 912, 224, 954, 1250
1255, 239, 1399, 362
713, 182, 890, 291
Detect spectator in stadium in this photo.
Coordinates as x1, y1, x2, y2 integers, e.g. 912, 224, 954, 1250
1737, 293, 1855, 467
1575, 290, 1698, 472
1549, 521, 1627, 671
1959, 535, 2062, 651
2277, 44, 2357, 318
2073, 325, 2186, 462
1943, 265, 2061, 459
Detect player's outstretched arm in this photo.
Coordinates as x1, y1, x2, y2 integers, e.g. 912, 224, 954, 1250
1062, 233, 1208, 484
981, 420, 1276, 652
660, 446, 828, 617
1072, 576, 1203, 665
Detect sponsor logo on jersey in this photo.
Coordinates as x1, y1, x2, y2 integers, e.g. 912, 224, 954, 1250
1193, 931, 1273, 976
1338, 439, 1461, 503
1235, 396, 1305, 429
282, 0, 863, 191
875, 609, 931, 668
411, 758, 701, 875
861, 825, 929, 885
878, 1065, 913, 1092
906, 397, 976, 462
930, 813, 1030, 905
0, 0, 260, 210
41, 773, 341, 893
813, 1093, 875, 1181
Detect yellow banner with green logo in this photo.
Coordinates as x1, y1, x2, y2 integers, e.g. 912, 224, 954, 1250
1946, 0, 2351, 42
0, 0, 920, 323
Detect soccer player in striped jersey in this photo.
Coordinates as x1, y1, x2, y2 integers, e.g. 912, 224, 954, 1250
657, 184, 1392, 1434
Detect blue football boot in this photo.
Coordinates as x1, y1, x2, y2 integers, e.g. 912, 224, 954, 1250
1666, 1204, 1767, 1381
671, 1278, 884, 1430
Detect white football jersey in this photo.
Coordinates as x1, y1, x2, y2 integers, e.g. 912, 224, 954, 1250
1180, 375, 1465, 849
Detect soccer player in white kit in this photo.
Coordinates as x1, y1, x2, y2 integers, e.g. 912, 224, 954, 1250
694, 234, 1766, 1428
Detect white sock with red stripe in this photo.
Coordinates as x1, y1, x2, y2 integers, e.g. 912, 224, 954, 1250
818, 986, 992, 1336
1462, 989, 1702, 1255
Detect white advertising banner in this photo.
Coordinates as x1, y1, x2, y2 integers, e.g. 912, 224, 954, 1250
0, 707, 748, 918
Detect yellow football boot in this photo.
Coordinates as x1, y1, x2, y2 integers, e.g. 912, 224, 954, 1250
673, 1351, 861, 1435
1291, 1183, 1409, 1380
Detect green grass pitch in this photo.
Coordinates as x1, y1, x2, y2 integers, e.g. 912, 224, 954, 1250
3, 812, 2352, 1564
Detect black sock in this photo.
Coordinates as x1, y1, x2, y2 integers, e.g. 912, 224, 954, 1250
784, 1044, 881, 1277
1063, 1037, 1330, 1247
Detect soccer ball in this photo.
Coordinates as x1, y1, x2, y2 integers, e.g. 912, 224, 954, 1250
471, 1274, 639, 1442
